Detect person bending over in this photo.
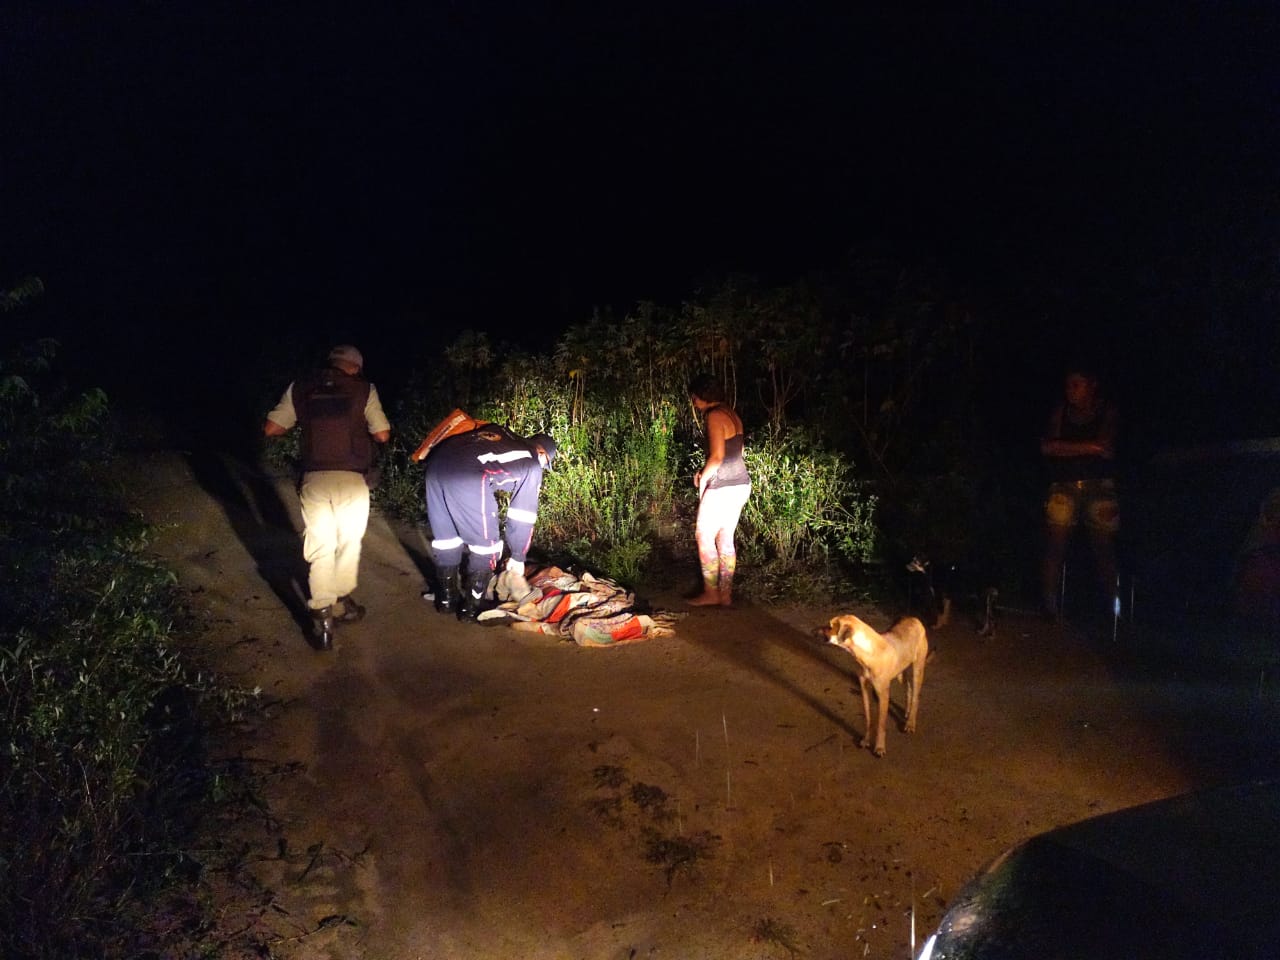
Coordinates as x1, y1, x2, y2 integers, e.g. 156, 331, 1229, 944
423, 424, 557, 620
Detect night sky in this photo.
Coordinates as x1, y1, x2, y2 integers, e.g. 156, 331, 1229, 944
3, 3, 1277, 428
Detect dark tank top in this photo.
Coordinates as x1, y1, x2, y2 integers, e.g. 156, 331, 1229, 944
1049, 405, 1114, 483
708, 429, 750, 489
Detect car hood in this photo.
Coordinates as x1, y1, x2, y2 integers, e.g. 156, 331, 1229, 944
924, 779, 1280, 959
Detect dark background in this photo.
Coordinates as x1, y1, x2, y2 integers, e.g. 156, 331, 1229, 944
3, 2, 1278, 444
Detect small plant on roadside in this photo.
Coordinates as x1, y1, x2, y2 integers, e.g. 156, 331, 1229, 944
643, 828, 719, 887
592, 764, 629, 789
750, 916, 803, 957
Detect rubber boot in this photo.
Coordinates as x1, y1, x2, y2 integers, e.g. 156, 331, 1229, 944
458, 566, 491, 621
310, 606, 335, 651
433, 566, 460, 614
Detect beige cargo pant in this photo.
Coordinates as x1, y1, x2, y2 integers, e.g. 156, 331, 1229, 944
299, 470, 370, 612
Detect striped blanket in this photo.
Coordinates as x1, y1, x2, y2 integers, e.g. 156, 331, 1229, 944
477, 564, 680, 646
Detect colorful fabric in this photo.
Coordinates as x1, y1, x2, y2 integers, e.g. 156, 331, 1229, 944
483, 564, 680, 646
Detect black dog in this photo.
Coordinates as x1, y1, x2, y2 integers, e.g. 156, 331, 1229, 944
906, 556, 997, 637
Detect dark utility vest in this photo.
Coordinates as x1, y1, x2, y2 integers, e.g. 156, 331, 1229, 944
294, 368, 373, 473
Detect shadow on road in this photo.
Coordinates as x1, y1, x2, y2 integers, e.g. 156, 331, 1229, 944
182, 448, 318, 647
678, 604, 860, 735
388, 515, 437, 595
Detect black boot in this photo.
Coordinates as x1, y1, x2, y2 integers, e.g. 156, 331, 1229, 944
458, 566, 492, 621
310, 606, 335, 651
433, 566, 459, 614
336, 594, 366, 622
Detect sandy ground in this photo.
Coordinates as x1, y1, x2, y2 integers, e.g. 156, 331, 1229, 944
119, 443, 1279, 960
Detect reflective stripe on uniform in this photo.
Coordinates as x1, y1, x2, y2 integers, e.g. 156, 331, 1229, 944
469, 541, 504, 555
477, 450, 533, 464
507, 507, 538, 523
431, 536, 464, 550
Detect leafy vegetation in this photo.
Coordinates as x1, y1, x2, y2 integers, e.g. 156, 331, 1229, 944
1, 333, 252, 958
373, 263, 1012, 601
241, 258, 1023, 604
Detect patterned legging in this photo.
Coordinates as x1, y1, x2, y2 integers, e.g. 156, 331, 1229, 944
695, 483, 751, 591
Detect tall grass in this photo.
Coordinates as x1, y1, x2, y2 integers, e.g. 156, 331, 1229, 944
737, 428, 880, 602
537, 409, 679, 584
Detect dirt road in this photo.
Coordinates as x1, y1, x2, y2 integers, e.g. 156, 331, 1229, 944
123, 443, 1277, 959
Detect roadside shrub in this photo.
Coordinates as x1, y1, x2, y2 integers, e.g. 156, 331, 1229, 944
382, 318, 879, 602
730, 427, 879, 603
372, 431, 427, 520
1, 531, 202, 957
1, 338, 250, 958
537, 408, 680, 584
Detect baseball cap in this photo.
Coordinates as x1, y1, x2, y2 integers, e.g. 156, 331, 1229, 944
328, 344, 364, 370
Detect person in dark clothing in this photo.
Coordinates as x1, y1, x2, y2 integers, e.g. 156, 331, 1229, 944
423, 424, 556, 620
264, 344, 391, 648
1040, 364, 1120, 621
688, 373, 751, 607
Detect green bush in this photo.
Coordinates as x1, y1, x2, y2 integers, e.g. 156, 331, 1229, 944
1, 339, 250, 958
537, 409, 680, 584
255, 261, 1018, 605
384, 321, 879, 601
1, 531, 199, 957
732, 428, 879, 603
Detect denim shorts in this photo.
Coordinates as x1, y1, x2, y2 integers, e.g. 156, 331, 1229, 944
1045, 479, 1120, 533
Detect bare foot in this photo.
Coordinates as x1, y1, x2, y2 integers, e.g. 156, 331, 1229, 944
687, 592, 722, 606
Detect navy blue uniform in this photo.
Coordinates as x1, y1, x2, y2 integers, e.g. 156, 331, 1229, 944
424, 424, 545, 576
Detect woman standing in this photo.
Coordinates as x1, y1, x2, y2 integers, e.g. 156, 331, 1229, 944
689, 374, 752, 606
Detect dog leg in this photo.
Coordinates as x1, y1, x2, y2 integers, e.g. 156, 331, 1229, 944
934, 595, 952, 629
905, 656, 925, 734
872, 679, 891, 756
858, 676, 874, 751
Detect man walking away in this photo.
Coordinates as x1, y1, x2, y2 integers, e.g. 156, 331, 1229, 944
264, 344, 391, 649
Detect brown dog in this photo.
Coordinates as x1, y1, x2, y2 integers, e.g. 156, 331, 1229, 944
825, 614, 928, 757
